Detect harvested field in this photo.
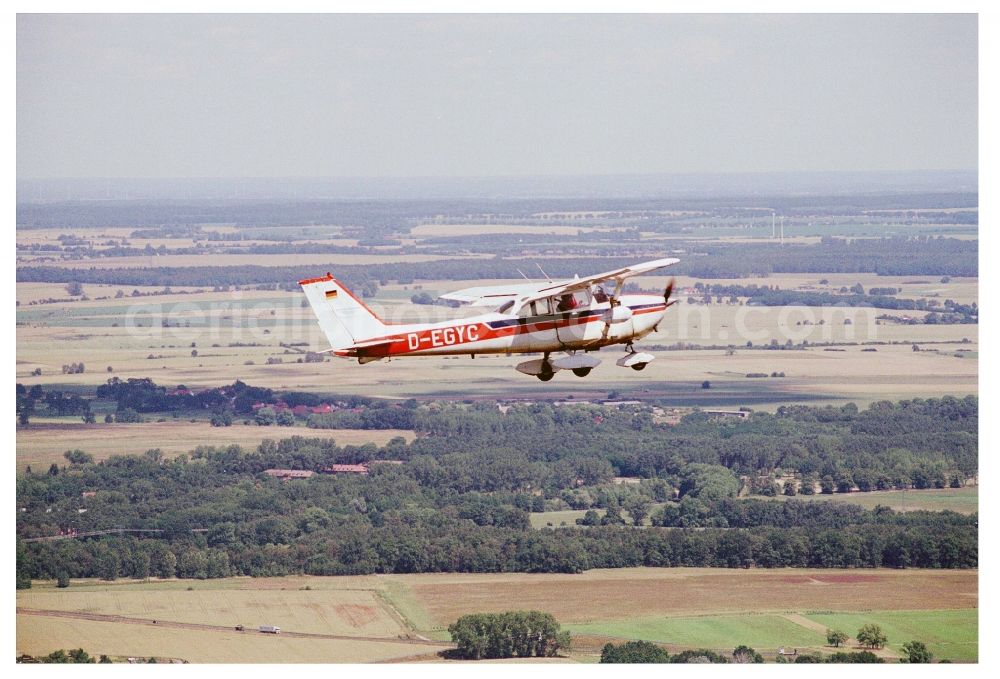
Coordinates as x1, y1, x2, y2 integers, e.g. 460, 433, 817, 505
37, 253, 487, 269
15, 615, 448, 663
17, 588, 408, 638
15, 421, 414, 471
399, 568, 978, 627
409, 223, 616, 237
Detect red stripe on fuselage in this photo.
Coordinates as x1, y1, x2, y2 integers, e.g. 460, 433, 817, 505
355, 303, 668, 358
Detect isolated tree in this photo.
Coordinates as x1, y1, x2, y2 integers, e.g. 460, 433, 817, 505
63, 449, 93, 465
625, 497, 651, 526
210, 411, 233, 427
828, 651, 883, 663
255, 407, 277, 426
600, 640, 670, 663
701, 380, 711, 389
114, 408, 142, 423
794, 654, 822, 663
857, 623, 888, 649
827, 629, 849, 647
66, 281, 83, 296
901, 640, 932, 663
56, 572, 70, 588
732, 645, 763, 663
276, 410, 295, 427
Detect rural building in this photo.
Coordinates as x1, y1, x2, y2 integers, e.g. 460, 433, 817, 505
321, 464, 369, 475
263, 469, 315, 480
703, 409, 750, 419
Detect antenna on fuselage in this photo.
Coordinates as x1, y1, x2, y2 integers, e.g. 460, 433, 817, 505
535, 263, 552, 282
515, 268, 533, 282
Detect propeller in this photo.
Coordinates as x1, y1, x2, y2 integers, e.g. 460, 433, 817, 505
664, 278, 677, 308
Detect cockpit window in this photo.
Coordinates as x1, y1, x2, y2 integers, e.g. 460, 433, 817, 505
554, 289, 591, 312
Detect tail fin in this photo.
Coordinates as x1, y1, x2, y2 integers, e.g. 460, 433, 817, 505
299, 274, 387, 350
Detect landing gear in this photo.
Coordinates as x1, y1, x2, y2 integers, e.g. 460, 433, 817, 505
517, 352, 601, 379
617, 350, 656, 371
518, 353, 559, 380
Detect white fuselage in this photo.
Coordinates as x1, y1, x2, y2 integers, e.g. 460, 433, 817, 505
339, 294, 668, 362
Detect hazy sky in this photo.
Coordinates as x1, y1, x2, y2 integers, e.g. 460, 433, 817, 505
17, 13, 977, 178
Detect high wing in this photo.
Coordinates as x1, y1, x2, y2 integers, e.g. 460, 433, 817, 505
438, 281, 558, 308
439, 257, 680, 308
520, 257, 680, 304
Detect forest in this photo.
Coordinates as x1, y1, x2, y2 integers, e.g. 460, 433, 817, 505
16, 395, 978, 583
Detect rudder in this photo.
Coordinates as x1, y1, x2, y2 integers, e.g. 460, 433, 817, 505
299, 274, 387, 350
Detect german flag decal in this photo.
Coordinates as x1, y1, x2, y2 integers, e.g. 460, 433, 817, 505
325, 289, 338, 299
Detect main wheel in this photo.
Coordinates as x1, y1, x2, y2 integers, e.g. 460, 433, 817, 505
572, 367, 592, 377
537, 371, 554, 381
631, 362, 647, 371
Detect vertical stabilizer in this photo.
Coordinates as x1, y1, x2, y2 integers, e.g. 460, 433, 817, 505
299, 274, 387, 350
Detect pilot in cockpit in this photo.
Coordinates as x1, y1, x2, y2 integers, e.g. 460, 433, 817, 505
593, 285, 610, 304
556, 293, 578, 312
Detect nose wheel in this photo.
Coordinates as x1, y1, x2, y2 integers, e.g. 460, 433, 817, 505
572, 367, 592, 377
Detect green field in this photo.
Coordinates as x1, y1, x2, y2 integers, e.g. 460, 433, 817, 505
566, 608, 977, 662
530, 509, 597, 529
771, 486, 978, 514
567, 613, 820, 650
805, 609, 978, 662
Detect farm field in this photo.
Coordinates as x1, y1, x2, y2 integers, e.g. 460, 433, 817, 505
804, 609, 978, 662
767, 486, 979, 514
398, 568, 977, 627
15, 616, 446, 664
16, 568, 977, 663
33, 252, 489, 269
567, 609, 977, 662
15, 276, 977, 407
15, 420, 414, 471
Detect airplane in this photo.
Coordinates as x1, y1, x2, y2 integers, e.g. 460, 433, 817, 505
299, 257, 679, 380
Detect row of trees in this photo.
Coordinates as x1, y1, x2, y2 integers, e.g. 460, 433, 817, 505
17, 516, 977, 584
600, 630, 934, 664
